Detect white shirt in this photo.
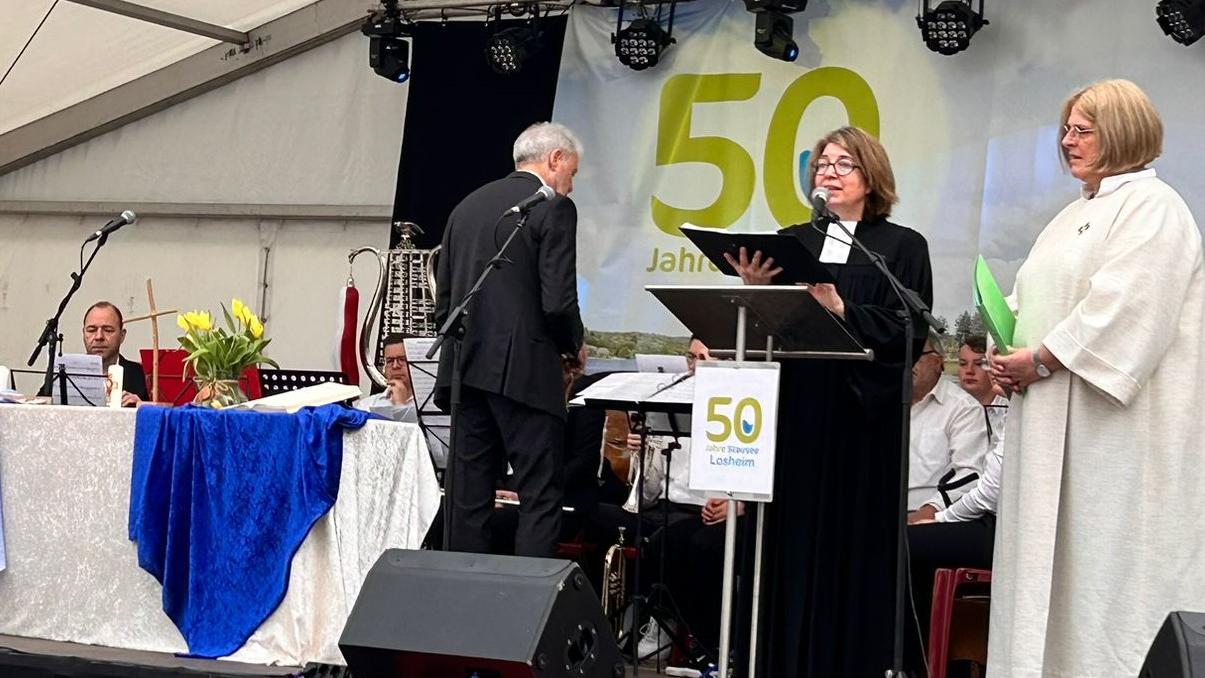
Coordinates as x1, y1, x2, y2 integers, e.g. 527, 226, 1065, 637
622, 435, 709, 510
354, 392, 448, 468
984, 393, 1010, 446
818, 221, 858, 264
937, 436, 1003, 522
909, 376, 990, 510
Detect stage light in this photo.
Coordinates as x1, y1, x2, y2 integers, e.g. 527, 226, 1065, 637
754, 11, 799, 61
485, 24, 542, 75
611, 1, 677, 72
361, 2, 411, 83
744, 0, 804, 62
613, 18, 674, 70
916, 0, 988, 56
1157, 0, 1205, 46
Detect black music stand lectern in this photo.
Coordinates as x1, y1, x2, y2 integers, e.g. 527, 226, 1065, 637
645, 284, 873, 678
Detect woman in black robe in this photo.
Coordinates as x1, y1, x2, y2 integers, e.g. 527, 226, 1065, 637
727, 126, 933, 678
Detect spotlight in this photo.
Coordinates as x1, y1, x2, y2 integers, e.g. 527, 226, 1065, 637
1157, 0, 1205, 46
485, 23, 542, 75
745, 0, 804, 62
754, 11, 799, 61
361, 2, 411, 83
916, 0, 987, 56
611, 2, 677, 71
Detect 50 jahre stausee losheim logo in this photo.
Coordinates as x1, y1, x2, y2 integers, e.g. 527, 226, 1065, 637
643, 67, 880, 274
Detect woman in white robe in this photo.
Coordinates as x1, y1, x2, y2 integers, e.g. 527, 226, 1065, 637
988, 79, 1205, 677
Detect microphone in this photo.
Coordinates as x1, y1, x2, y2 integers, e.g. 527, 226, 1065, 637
506, 186, 556, 215
84, 210, 137, 243
810, 187, 832, 216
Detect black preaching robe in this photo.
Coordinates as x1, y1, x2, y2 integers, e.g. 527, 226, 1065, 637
754, 216, 933, 678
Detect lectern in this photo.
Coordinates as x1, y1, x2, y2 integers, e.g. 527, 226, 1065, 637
646, 284, 873, 678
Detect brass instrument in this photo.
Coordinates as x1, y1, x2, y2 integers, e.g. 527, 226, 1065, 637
348, 221, 440, 388
601, 526, 629, 636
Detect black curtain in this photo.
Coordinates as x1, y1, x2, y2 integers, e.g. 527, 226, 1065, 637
391, 16, 568, 249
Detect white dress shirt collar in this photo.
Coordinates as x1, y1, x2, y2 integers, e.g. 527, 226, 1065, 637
1083, 167, 1156, 200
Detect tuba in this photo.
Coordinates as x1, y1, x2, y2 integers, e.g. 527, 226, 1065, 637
601, 526, 629, 637
348, 221, 440, 388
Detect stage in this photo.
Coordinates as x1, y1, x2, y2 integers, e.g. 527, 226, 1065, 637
0, 635, 673, 678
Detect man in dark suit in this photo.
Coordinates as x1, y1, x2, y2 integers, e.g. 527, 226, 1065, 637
435, 122, 586, 557
39, 301, 149, 405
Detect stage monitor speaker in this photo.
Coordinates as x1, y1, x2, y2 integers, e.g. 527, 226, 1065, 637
1140, 611, 1205, 678
339, 549, 624, 678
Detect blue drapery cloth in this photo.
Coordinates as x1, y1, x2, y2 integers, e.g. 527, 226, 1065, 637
130, 405, 372, 658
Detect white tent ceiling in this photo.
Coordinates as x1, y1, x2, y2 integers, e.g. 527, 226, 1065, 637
0, 0, 320, 135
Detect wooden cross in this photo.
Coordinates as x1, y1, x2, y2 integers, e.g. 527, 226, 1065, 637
125, 279, 177, 403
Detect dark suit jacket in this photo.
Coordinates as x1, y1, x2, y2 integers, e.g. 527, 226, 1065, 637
434, 171, 584, 418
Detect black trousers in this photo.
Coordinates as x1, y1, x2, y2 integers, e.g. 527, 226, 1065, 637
905, 514, 996, 676
450, 386, 565, 558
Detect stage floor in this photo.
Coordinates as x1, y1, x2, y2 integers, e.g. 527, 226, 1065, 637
0, 635, 681, 677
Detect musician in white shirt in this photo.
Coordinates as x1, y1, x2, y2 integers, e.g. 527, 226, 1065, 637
354, 333, 447, 467
907, 339, 991, 522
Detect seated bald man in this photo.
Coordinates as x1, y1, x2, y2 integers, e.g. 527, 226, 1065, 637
39, 301, 149, 406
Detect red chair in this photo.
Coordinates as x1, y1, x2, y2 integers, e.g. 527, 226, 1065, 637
927, 567, 992, 678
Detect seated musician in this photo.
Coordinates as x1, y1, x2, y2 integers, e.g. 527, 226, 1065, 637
353, 332, 448, 467
587, 338, 738, 666
907, 337, 990, 523
38, 301, 148, 406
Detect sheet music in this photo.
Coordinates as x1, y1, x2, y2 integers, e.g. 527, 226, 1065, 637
403, 337, 450, 468
49, 354, 106, 406
570, 372, 694, 407
234, 382, 362, 413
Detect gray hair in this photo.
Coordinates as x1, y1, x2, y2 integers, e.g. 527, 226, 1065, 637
512, 122, 582, 167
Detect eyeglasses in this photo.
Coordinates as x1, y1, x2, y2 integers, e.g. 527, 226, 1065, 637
812, 159, 860, 177
383, 357, 408, 367
685, 352, 707, 362
1062, 124, 1095, 140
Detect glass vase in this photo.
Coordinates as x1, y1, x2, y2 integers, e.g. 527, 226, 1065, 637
193, 377, 248, 409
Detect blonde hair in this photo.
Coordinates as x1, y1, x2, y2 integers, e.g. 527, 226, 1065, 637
805, 126, 898, 220
1060, 79, 1163, 177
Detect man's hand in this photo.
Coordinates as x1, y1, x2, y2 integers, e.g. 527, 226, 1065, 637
121, 391, 142, 408
907, 504, 938, 525
386, 380, 407, 404
701, 498, 745, 525
626, 432, 643, 453
494, 489, 519, 508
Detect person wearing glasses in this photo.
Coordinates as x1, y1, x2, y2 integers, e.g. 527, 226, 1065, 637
987, 79, 1205, 676
726, 126, 934, 678
355, 332, 447, 467
907, 338, 990, 524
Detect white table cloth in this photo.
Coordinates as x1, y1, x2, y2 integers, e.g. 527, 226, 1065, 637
0, 405, 440, 666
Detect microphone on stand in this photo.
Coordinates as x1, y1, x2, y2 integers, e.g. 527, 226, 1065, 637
84, 210, 138, 243
505, 186, 556, 215
810, 187, 833, 218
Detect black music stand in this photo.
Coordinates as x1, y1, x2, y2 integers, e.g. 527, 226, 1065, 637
257, 369, 354, 404
402, 338, 450, 474
579, 373, 698, 673
645, 284, 872, 678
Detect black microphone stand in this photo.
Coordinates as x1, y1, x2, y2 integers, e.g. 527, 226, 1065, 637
426, 208, 534, 551
28, 231, 115, 399
812, 206, 943, 678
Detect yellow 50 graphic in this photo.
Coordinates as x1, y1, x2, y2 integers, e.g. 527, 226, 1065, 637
705, 396, 763, 444
651, 68, 880, 237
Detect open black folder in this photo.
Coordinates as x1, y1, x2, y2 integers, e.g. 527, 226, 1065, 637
681, 225, 835, 285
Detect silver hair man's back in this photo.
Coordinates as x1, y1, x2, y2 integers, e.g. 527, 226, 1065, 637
512, 122, 582, 167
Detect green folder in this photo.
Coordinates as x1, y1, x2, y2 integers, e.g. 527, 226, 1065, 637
973, 255, 1015, 354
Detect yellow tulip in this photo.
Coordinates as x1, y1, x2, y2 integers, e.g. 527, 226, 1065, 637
231, 298, 251, 326
250, 317, 264, 339
177, 314, 190, 331
191, 311, 213, 332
